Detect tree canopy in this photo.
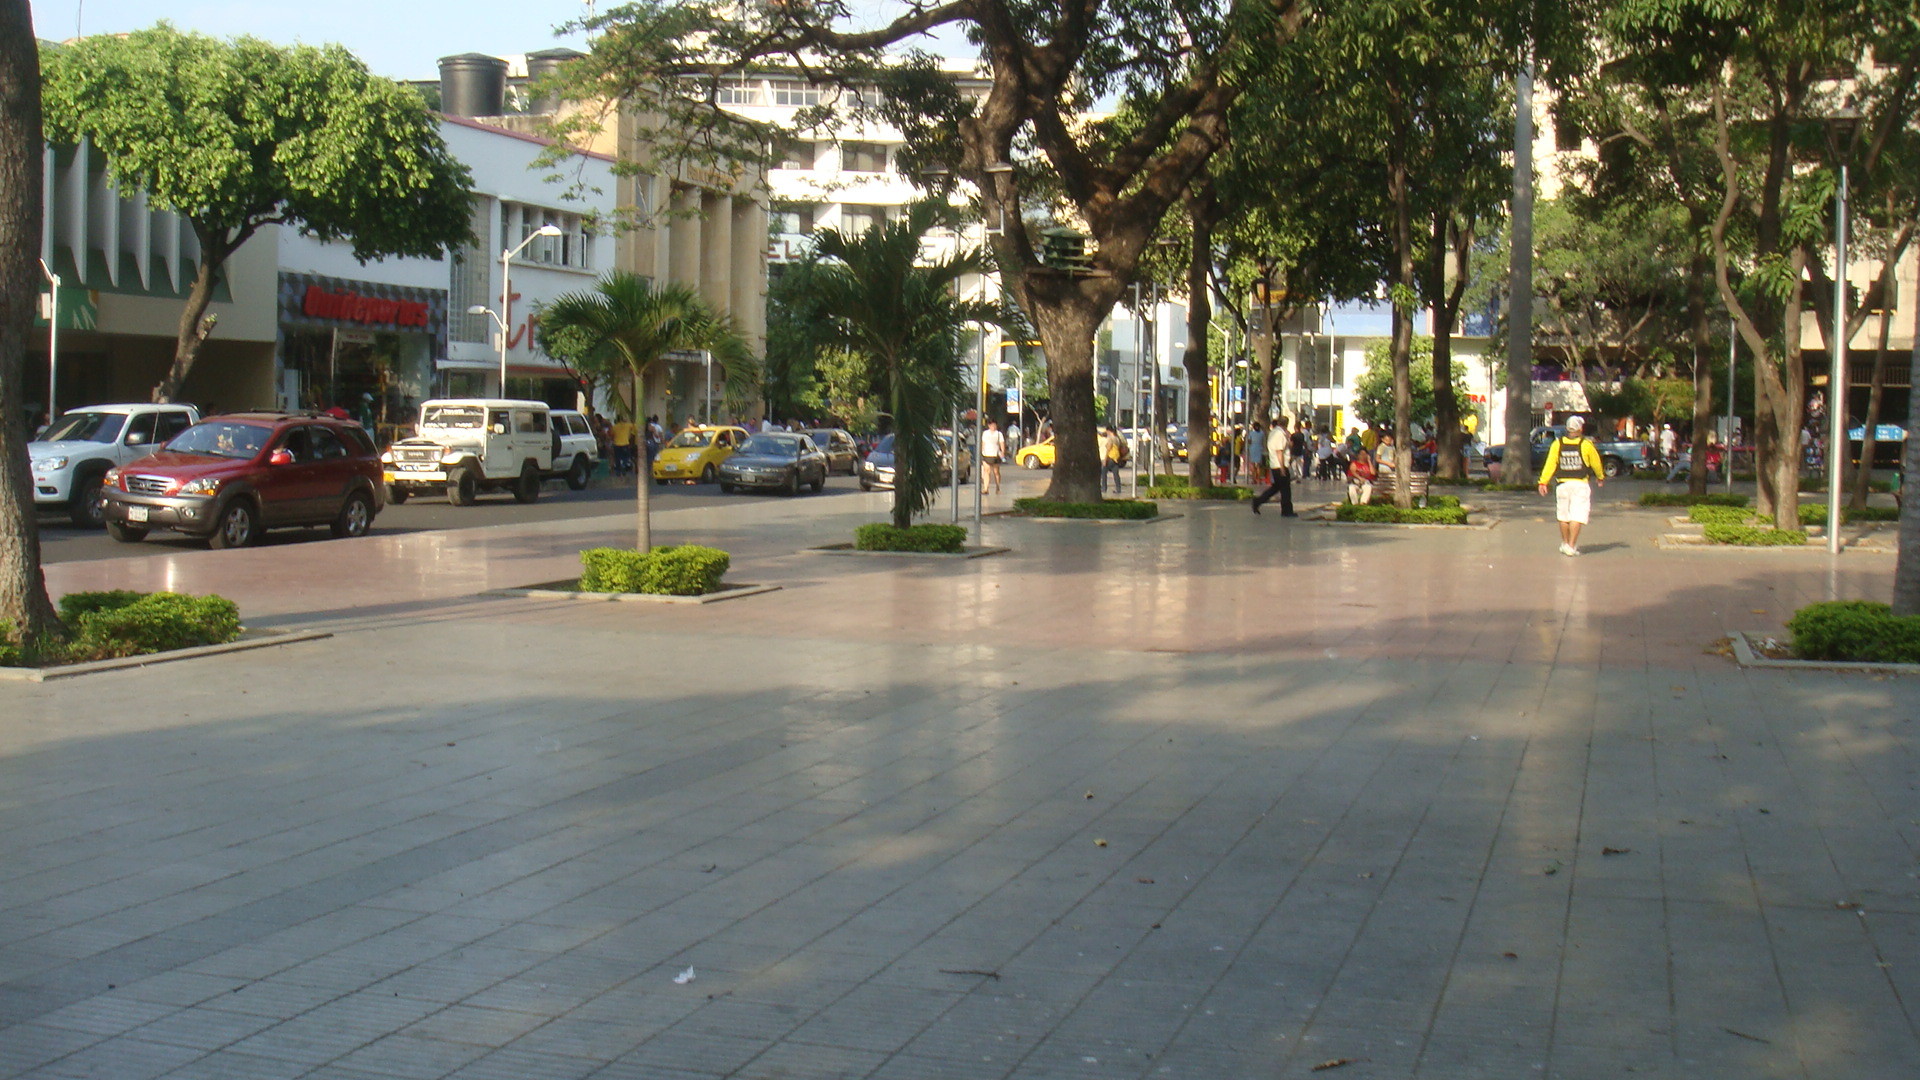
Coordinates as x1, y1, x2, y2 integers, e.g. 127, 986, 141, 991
41, 24, 476, 401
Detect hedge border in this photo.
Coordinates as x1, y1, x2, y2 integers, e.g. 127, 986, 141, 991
0, 629, 331, 683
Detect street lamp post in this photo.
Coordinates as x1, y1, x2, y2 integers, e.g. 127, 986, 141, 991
37, 259, 58, 424
1827, 163, 1848, 555
499, 224, 564, 395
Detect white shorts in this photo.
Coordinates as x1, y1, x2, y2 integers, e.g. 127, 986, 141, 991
1555, 480, 1592, 524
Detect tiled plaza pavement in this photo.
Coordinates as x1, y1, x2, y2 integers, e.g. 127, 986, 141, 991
3, 479, 1916, 1079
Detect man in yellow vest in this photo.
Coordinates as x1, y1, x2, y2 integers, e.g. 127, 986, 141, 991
1537, 414, 1606, 556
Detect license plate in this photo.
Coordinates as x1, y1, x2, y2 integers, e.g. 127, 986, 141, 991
128, 505, 149, 522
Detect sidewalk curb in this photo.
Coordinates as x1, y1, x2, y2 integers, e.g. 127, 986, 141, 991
809, 544, 1011, 559
0, 628, 333, 683
1731, 631, 1918, 674
484, 581, 783, 604
986, 513, 1182, 526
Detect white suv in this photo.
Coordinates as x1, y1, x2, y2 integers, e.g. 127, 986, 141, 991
548, 409, 601, 491
32, 403, 200, 527
381, 399, 560, 505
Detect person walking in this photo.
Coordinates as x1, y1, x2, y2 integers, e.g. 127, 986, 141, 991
1251, 416, 1296, 516
980, 420, 1006, 495
1101, 426, 1127, 494
1247, 422, 1268, 487
1290, 422, 1312, 480
610, 415, 636, 477
1537, 413, 1605, 556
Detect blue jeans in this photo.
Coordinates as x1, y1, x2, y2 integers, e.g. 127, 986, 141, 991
1102, 461, 1123, 493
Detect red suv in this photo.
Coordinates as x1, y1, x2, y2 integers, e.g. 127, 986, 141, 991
101, 413, 385, 549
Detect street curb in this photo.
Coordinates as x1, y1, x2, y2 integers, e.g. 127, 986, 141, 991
1309, 515, 1499, 531
987, 513, 1182, 526
484, 581, 783, 604
0, 628, 333, 683
1730, 631, 1918, 674
809, 544, 1011, 559
1654, 534, 1894, 553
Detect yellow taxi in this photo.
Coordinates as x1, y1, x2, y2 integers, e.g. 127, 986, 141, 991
1015, 436, 1055, 470
652, 425, 749, 484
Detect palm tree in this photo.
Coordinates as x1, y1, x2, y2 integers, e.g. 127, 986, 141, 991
810, 202, 1002, 529
539, 273, 753, 550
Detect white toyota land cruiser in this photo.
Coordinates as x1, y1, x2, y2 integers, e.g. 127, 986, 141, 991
381, 399, 581, 506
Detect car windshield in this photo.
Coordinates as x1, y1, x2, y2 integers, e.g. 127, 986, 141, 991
804, 431, 837, 446
874, 434, 895, 454
740, 435, 799, 456
168, 421, 270, 459
423, 406, 485, 429
668, 431, 714, 449
40, 411, 126, 444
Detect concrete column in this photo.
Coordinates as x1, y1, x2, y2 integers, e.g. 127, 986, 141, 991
730, 197, 766, 355
701, 193, 733, 317
669, 186, 702, 290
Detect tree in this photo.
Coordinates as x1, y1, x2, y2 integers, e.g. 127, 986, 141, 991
560, 0, 1313, 504
1351, 338, 1470, 431
539, 274, 753, 551
806, 202, 1001, 529
0, 0, 60, 649
41, 24, 476, 403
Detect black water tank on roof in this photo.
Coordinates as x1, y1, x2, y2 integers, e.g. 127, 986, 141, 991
524, 48, 585, 114
438, 54, 507, 118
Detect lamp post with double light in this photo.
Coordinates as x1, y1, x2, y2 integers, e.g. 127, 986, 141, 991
1825, 111, 1859, 555
492, 224, 564, 394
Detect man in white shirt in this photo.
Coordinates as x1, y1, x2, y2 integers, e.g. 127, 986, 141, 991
1251, 416, 1296, 516
980, 420, 1007, 494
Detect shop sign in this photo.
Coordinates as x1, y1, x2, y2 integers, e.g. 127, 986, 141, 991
302, 285, 431, 328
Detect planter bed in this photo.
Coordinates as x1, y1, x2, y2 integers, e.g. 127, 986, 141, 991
993, 511, 1182, 525
1729, 631, 1919, 674
0, 628, 332, 683
810, 543, 1010, 559
486, 581, 781, 604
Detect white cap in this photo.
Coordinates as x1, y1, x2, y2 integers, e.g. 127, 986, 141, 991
1565, 415, 1585, 432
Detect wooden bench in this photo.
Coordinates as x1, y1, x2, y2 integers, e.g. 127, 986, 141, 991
1370, 471, 1433, 505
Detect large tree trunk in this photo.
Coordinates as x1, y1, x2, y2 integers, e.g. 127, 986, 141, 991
1429, 209, 1465, 479
1388, 153, 1415, 508
0, 0, 60, 648
1501, 62, 1536, 481
1849, 302, 1895, 513
1893, 305, 1920, 615
1184, 237, 1214, 491
1685, 252, 1713, 496
1031, 291, 1108, 503
154, 229, 231, 403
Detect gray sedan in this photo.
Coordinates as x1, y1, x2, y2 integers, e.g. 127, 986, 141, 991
717, 433, 829, 495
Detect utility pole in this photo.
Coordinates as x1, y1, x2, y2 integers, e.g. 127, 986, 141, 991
1501, 60, 1537, 474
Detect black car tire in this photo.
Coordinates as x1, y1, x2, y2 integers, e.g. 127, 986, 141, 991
700, 464, 717, 484
655, 477, 668, 486
1022, 454, 1041, 470
387, 484, 409, 504
566, 455, 592, 490
331, 490, 374, 539
104, 518, 147, 543
447, 466, 477, 506
513, 462, 541, 504
208, 499, 257, 550
860, 479, 873, 491
720, 482, 735, 494
68, 471, 108, 528
810, 472, 825, 493
1603, 456, 1625, 479
784, 472, 799, 496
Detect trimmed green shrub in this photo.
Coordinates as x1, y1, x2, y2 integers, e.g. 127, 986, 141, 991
1700, 523, 1806, 546
1145, 482, 1253, 500
854, 523, 968, 553
1641, 492, 1749, 507
579, 545, 730, 595
1849, 504, 1900, 522
0, 620, 18, 667
1336, 503, 1470, 525
64, 592, 243, 661
1688, 505, 1755, 525
1795, 503, 1900, 526
1012, 497, 1159, 520
58, 590, 146, 622
1787, 601, 1920, 663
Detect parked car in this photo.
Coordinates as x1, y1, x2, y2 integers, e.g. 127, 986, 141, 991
802, 428, 861, 475
380, 399, 562, 505
1484, 425, 1651, 480
859, 432, 973, 491
718, 433, 829, 494
1017, 436, 1056, 470
653, 425, 749, 484
31, 403, 200, 527
101, 413, 384, 549
548, 409, 602, 489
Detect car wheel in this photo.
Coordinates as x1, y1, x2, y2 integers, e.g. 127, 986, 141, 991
860, 479, 873, 491
655, 477, 668, 486
104, 518, 147, 543
1022, 454, 1041, 469
783, 472, 799, 496
208, 500, 257, 550
566, 455, 591, 490
331, 490, 374, 539
387, 484, 409, 504
1603, 456, 1625, 479
446, 466, 477, 506
719, 483, 734, 494
68, 472, 107, 528
513, 462, 541, 504
700, 464, 717, 484
810, 472, 825, 493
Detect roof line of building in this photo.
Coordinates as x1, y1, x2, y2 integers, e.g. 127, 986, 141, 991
439, 113, 618, 164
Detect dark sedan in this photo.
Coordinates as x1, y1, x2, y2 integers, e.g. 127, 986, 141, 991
717, 433, 829, 494
803, 428, 861, 475
858, 432, 971, 491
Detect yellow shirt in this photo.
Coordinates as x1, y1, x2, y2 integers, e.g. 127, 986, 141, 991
1539, 436, 1605, 485
611, 420, 635, 447
1361, 429, 1379, 452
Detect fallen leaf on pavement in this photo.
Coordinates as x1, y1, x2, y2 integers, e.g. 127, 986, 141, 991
1136, 877, 1155, 884
1312, 1058, 1356, 1071
1094, 839, 1108, 847
1601, 847, 1631, 856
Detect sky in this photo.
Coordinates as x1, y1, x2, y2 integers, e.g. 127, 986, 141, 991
40, 1, 971, 82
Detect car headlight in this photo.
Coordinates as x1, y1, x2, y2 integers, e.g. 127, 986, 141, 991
379, 451, 394, 464
32, 456, 68, 471
440, 451, 467, 464
103, 467, 122, 485
178, 477, 222, 496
